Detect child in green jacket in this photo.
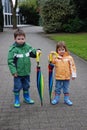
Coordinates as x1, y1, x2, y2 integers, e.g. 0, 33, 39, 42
8, 29, 41, 108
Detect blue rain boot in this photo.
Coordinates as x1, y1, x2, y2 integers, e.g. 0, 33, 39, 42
14, 92, 20, 108
23, 91, 34, 104
64, 95, 73, 106
51, 95, 60, 105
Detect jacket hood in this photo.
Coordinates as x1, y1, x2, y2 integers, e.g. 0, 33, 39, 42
63, 52, 69, 57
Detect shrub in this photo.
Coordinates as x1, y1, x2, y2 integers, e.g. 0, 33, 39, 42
19, 0, 40, 25
63, 17, 83, 33
82, 18, 87, 32
40, 0, 75, 33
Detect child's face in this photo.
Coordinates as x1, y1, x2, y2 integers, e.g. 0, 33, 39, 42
57, 47, 65, 56
14, 35, 25, 44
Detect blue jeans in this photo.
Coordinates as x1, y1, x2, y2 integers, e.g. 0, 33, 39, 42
55, 80, 70, 95
13, 75, 30, 93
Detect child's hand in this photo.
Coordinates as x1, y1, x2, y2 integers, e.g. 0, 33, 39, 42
50, 51, 62, 59
50, 51, 56, 55
13, 73, 18, 77
37, 49, 41, 55
72, 77, 75, 80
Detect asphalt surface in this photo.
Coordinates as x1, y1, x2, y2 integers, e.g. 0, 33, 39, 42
0, 26, 87, 130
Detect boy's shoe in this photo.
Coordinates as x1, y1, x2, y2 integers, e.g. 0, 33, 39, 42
14, 92, 20, 108
64, 96, 73, 106
14, 101, 20, 108
23, 91, 34, 104
51, 95, 60, 105
24, 98, 34, 104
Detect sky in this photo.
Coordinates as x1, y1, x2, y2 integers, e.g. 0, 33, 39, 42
12, 0, 16, 6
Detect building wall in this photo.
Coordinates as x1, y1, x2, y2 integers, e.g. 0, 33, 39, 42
2, 0, 21, 27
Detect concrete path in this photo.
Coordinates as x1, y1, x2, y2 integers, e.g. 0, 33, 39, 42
0, 26, 87, 130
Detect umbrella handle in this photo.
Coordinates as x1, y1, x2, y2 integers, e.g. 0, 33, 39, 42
49, 53, 53, 62
36, 51, 41, 63
49, 52, 58, 62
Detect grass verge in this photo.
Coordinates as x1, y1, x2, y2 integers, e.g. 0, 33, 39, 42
47, 33, 87, 61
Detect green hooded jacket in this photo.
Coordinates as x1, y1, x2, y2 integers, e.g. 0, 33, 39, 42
8, 42, 37, 76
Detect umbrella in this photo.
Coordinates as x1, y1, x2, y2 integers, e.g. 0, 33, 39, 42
48, 53, 54, 103
36, 52, 44, 106
48, 52, 58, 103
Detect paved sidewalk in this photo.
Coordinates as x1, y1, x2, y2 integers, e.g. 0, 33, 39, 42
0, 26, 87, 130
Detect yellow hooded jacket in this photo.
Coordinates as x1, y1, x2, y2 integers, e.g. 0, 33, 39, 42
51, 52, 77, 80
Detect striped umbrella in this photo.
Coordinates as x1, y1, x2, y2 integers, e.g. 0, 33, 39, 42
48, 52, 58, 103
48, 53, 54, 103
36, 52, 44, 106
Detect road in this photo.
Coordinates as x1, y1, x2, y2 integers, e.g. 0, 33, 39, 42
0, 26, 87, 130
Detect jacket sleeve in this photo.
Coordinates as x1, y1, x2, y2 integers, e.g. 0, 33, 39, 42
7, 47, 17, 75
29, 49, 36, 58
29, 46, 41, 58
28, 45, 37, 58
51, 57, 57, 64
69, 56, 77, 78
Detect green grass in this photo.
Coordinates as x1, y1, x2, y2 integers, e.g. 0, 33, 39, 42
48, 33, 87, 61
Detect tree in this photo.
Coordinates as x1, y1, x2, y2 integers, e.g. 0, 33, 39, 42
19, 0, 40, 25
73, 0, 87, 19
72, 0, 87, 31
9, 0, 18, 29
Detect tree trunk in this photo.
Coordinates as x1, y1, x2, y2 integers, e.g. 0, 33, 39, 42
9, 0, 18, 29
12, 8, 17, 29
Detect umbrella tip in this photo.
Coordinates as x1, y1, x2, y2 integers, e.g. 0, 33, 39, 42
50, 99, 52, 104
41, 102, 43, 106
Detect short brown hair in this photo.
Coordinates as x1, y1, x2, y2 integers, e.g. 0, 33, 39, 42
56, 41, 69, 53
14, 28, 25, 38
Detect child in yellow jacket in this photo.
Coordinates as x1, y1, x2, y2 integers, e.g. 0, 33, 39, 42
50, 41, 77, 106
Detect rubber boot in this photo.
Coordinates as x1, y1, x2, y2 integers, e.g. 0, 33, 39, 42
14, 92, 20, 108
51, 95, 60, 105
64, 95, 73, 106
23, 91, 34, 104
